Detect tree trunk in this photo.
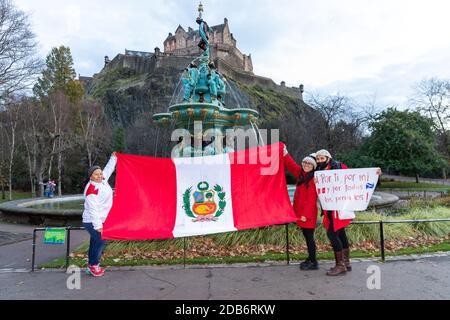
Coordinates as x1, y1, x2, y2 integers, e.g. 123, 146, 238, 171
57, 144, 63, 197
8, 172, 12, 201
37, 178, 44, 197
88, 152, 92, 168
415, 173, 420, 184
23, 134, 34, 198
47, 156, 53, 180
8, 125, 15, 201
36, 160, 46, 197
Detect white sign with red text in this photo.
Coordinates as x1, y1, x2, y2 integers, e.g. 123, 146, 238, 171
314, 168, 379, 211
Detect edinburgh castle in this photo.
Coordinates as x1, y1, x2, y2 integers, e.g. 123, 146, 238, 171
84, 18, 304, 101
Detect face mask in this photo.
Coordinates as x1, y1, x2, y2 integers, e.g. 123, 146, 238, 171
317, 162, 327, 170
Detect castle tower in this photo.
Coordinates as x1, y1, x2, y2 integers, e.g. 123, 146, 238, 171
163, 18, 253, 74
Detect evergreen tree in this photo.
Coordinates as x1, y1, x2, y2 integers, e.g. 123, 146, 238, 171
33, 46, 83, 102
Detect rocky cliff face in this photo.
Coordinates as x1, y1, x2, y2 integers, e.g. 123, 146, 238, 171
85, 61, 323, 157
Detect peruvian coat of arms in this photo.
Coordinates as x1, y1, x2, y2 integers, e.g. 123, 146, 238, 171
182, 181, 226, 222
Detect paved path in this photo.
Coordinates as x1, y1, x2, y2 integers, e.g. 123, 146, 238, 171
0, 222, 88, 270
1, 254, 449, 300
0, 221, 449, 300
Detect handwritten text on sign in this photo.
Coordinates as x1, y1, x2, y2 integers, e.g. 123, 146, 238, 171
314, 168, 379, 211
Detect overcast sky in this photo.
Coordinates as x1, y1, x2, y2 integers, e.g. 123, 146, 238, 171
15, 0, 450, 109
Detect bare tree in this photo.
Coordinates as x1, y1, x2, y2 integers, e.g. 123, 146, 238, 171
0, 98, 20, 200
4, 101, 18, 200
306, 93, 356, 153
21, 98, 59, 197
20, 99, 38, 197
0, 0, 42, 100
43, 92, 74, 196
76, 100, 108, 167
0, 115, 7, 199
411, 78, 450, 157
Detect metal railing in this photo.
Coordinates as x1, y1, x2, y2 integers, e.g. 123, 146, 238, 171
31, 218, 450, 272
31, 227, 84, 272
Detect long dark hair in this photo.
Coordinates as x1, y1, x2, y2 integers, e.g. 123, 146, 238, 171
297, 170, 315, 189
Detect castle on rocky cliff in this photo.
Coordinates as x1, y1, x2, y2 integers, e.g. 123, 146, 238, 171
82, 18, 304, 101
164, 18, 253, 73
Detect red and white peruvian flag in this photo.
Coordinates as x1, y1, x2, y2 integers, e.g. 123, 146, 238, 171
102, 142, 297, 240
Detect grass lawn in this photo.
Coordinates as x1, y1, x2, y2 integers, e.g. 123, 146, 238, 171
0, 190, 32, 203
40, 240, 450, 269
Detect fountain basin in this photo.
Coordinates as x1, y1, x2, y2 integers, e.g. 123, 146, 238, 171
154, 102, 259, 130
0, 196, 84, 227
0, 189, 399, 227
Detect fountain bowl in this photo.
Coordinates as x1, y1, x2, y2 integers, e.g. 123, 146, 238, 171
0, 196, 84, 227
0, 189, 399, 227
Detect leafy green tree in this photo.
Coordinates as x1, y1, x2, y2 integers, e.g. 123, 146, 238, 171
364, 108, 445, 181
33, 46, 83, 102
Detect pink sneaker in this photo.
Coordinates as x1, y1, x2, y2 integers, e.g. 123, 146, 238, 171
86, 264, 105, 277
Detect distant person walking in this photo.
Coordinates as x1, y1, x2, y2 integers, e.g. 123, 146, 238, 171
44, 180, 56, 198
283, 145, 320, 270
82, 152, 117, 277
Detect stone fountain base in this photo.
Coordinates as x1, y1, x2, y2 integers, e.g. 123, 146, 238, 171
0, 196, 83, 227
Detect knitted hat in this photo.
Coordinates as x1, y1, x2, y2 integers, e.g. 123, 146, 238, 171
316, 149, 332, 159
302, 156, 317, 170
88, 166, 101, 179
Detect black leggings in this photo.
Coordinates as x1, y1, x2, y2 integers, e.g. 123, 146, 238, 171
326, 211, 349, 252
301, 228, 317, 263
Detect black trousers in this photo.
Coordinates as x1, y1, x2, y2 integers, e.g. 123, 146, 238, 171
326, 211, 350, 252
301, 228, 317, 263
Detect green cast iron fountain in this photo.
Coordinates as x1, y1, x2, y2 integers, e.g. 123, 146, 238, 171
152, 3, 260, 157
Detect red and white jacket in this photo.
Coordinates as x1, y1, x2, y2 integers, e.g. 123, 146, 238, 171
82, 156, 117, 230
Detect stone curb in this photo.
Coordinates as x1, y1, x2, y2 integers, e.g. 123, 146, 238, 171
12, 251, 449, 274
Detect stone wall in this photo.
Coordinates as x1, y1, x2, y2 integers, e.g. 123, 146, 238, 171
105, 54, 156, 74
104, 53, 197, 76
155, 56, 195, 70
98, 50, 301, 101
215, 58, 301, 100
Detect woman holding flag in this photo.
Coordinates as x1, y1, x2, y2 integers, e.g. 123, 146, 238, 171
283, 145, 320, 271
82, 152, 117, 277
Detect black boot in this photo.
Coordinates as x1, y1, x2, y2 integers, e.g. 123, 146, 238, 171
299, 258, 311, 270
300, 258, 319, 270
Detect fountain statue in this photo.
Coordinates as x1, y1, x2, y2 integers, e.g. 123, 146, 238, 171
152, 2, 261, 157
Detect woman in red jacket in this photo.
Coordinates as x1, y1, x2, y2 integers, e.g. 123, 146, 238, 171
315, 149, 352, 276
284, 146, 319, 270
